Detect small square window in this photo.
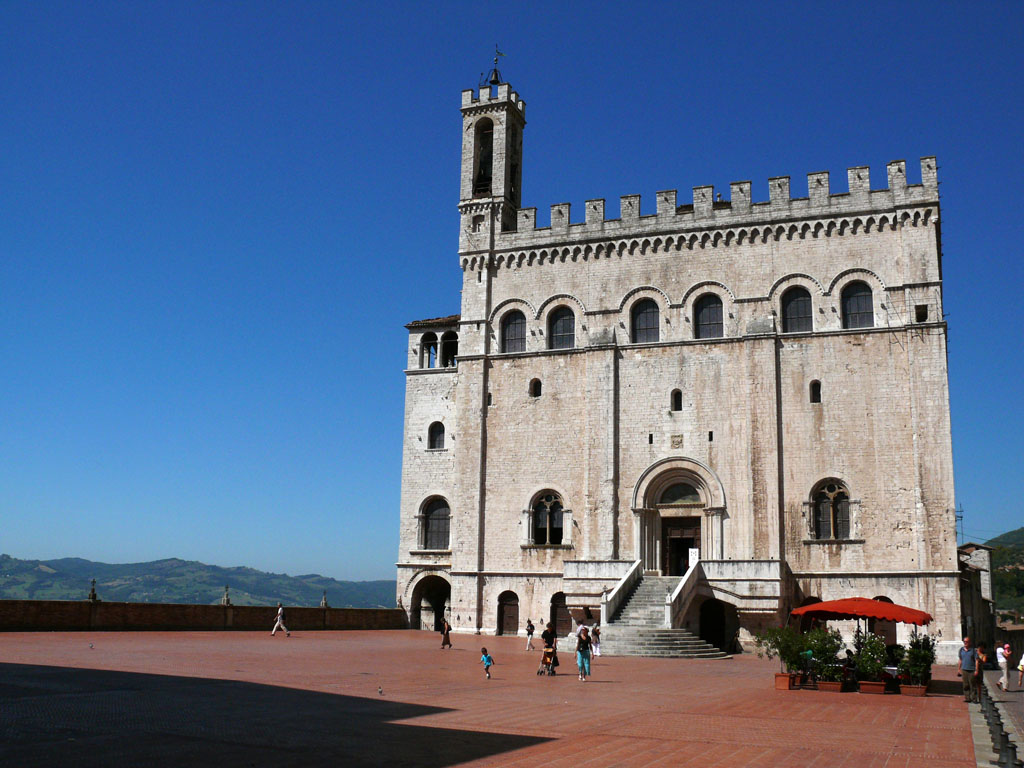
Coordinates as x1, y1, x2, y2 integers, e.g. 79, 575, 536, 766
915, 304, 928, 323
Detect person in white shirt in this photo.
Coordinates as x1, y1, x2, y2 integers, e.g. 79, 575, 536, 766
271, 603, 290, 637
997, 643, 1009, 690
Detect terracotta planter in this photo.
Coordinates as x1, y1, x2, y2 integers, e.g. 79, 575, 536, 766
858, 680, 887, 694
901, 684, 927, 697
817, 680, 843, 692
774, 672, 797, 690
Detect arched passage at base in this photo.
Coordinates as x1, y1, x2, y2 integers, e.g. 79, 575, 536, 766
410, 575, 451, 632
699, 598, 739, 652
497, 591, 519, 635
550, 592, 572, 636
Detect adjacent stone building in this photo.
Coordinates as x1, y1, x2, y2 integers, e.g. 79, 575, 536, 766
396, 78, 960, 661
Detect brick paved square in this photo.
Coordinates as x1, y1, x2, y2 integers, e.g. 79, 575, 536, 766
0, 631, 975, 767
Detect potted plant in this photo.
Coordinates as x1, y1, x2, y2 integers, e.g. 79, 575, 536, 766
754, 626, 804, 690
898, 633, 936, 696
805, 626, 846, 692
856, 631, 888, 694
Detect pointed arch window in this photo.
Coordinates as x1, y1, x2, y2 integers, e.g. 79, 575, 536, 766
532, 492, 564, 545
548, 306, 575, 350
841, 281, 873, 329
781, 287, 812, 333
631, 299, 660, 343
694, 294, 723, 339
812, 481, 850, 539
419, 498, 451, 550
501, 310, 526, 353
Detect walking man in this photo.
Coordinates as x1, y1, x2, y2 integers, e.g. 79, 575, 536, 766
525, 618, 535, 650
271, 603, 290, 637
958, 636, 979, 703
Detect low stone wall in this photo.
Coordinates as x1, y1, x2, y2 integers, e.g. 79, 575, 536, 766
0, 600, 407, 632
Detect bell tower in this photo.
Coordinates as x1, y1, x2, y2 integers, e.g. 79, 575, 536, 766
459, 75, 525, 245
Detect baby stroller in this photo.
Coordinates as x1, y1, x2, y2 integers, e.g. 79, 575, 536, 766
537, 647, 559, 675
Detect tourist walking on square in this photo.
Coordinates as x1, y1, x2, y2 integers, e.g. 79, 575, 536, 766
958, 636, 980, 703
440, 617, 453, 649
480, 647, 495, 679
576, 626, 592, 681
591, 625, 601, 657
525, 618, 535, 650
997, 643, 1010, 690
271, 603, 289, 637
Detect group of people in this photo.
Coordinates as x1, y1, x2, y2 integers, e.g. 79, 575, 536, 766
441, 616, 602, 682
957, 636, 1020, 702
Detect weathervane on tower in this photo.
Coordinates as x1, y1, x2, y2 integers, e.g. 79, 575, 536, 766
480, 45, 505, 87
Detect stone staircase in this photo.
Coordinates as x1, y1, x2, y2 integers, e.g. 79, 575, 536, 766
600, 575, 729, 659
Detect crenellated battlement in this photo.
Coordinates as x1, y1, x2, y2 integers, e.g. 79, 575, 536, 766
461, 83, 526, 116
468, 158, 938, 255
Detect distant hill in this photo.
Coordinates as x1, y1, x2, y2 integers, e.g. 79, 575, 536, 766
986, 527, 1024, 615
988, 527, 1024, 550
0, 554, 397, 608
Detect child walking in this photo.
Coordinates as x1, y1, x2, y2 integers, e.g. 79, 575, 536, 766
480, 647, 495, 679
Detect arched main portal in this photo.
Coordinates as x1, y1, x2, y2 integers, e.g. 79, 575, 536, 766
631, 457, 727, 573
699, 598, 739, 652
410, 575, 451, 632
497, 591, 519, 636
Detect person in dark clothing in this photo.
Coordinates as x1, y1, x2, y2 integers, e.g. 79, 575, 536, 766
440, 618, 453, 649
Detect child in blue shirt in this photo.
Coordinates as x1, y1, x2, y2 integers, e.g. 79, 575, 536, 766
480, 647, 495, 679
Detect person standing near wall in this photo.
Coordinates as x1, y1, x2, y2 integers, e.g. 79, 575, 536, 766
958, 637, 979, 703
525, 618, 535, 650
997, 643, 1009, 690
271, 603, 289, 637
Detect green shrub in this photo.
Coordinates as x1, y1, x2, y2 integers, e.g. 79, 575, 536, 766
804, 626, 846, 682
753, 626, 805, 673
855, 631, 887, 681
898, 633, 937, 686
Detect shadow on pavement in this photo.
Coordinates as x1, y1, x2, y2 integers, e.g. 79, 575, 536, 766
0, 663, 549, 768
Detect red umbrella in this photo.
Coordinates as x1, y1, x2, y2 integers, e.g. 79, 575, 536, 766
790, 597, 932, 626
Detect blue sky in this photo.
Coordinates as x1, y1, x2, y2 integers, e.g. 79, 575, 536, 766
1, 2, 1020, 581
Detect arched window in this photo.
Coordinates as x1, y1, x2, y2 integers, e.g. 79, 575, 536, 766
548, 306, 575, 350
841, 281, 873, 329
694, 294, 723, 339
529, 379, 542, 398
427, 422, 445, 449
809, 380, 821, 403
501, 310, 526, 353
671, 389, 682, 412
439, 331, 458, 368
419, 498, 451, 550
473, 119, 493, 195
532, 491, 564, 545
781, 287, 812, 333
658, 483, 702, 505
420, 333, 438, 369
631, 299, 660, 343
812, 481, 850, 540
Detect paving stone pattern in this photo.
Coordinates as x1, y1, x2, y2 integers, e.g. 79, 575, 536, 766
0, 630, 976, 767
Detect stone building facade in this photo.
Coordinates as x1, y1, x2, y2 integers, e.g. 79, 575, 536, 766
396, 80, 960, 661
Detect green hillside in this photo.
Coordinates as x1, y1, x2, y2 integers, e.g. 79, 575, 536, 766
0, 554, 396, 608
987, 527, 1024, 615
